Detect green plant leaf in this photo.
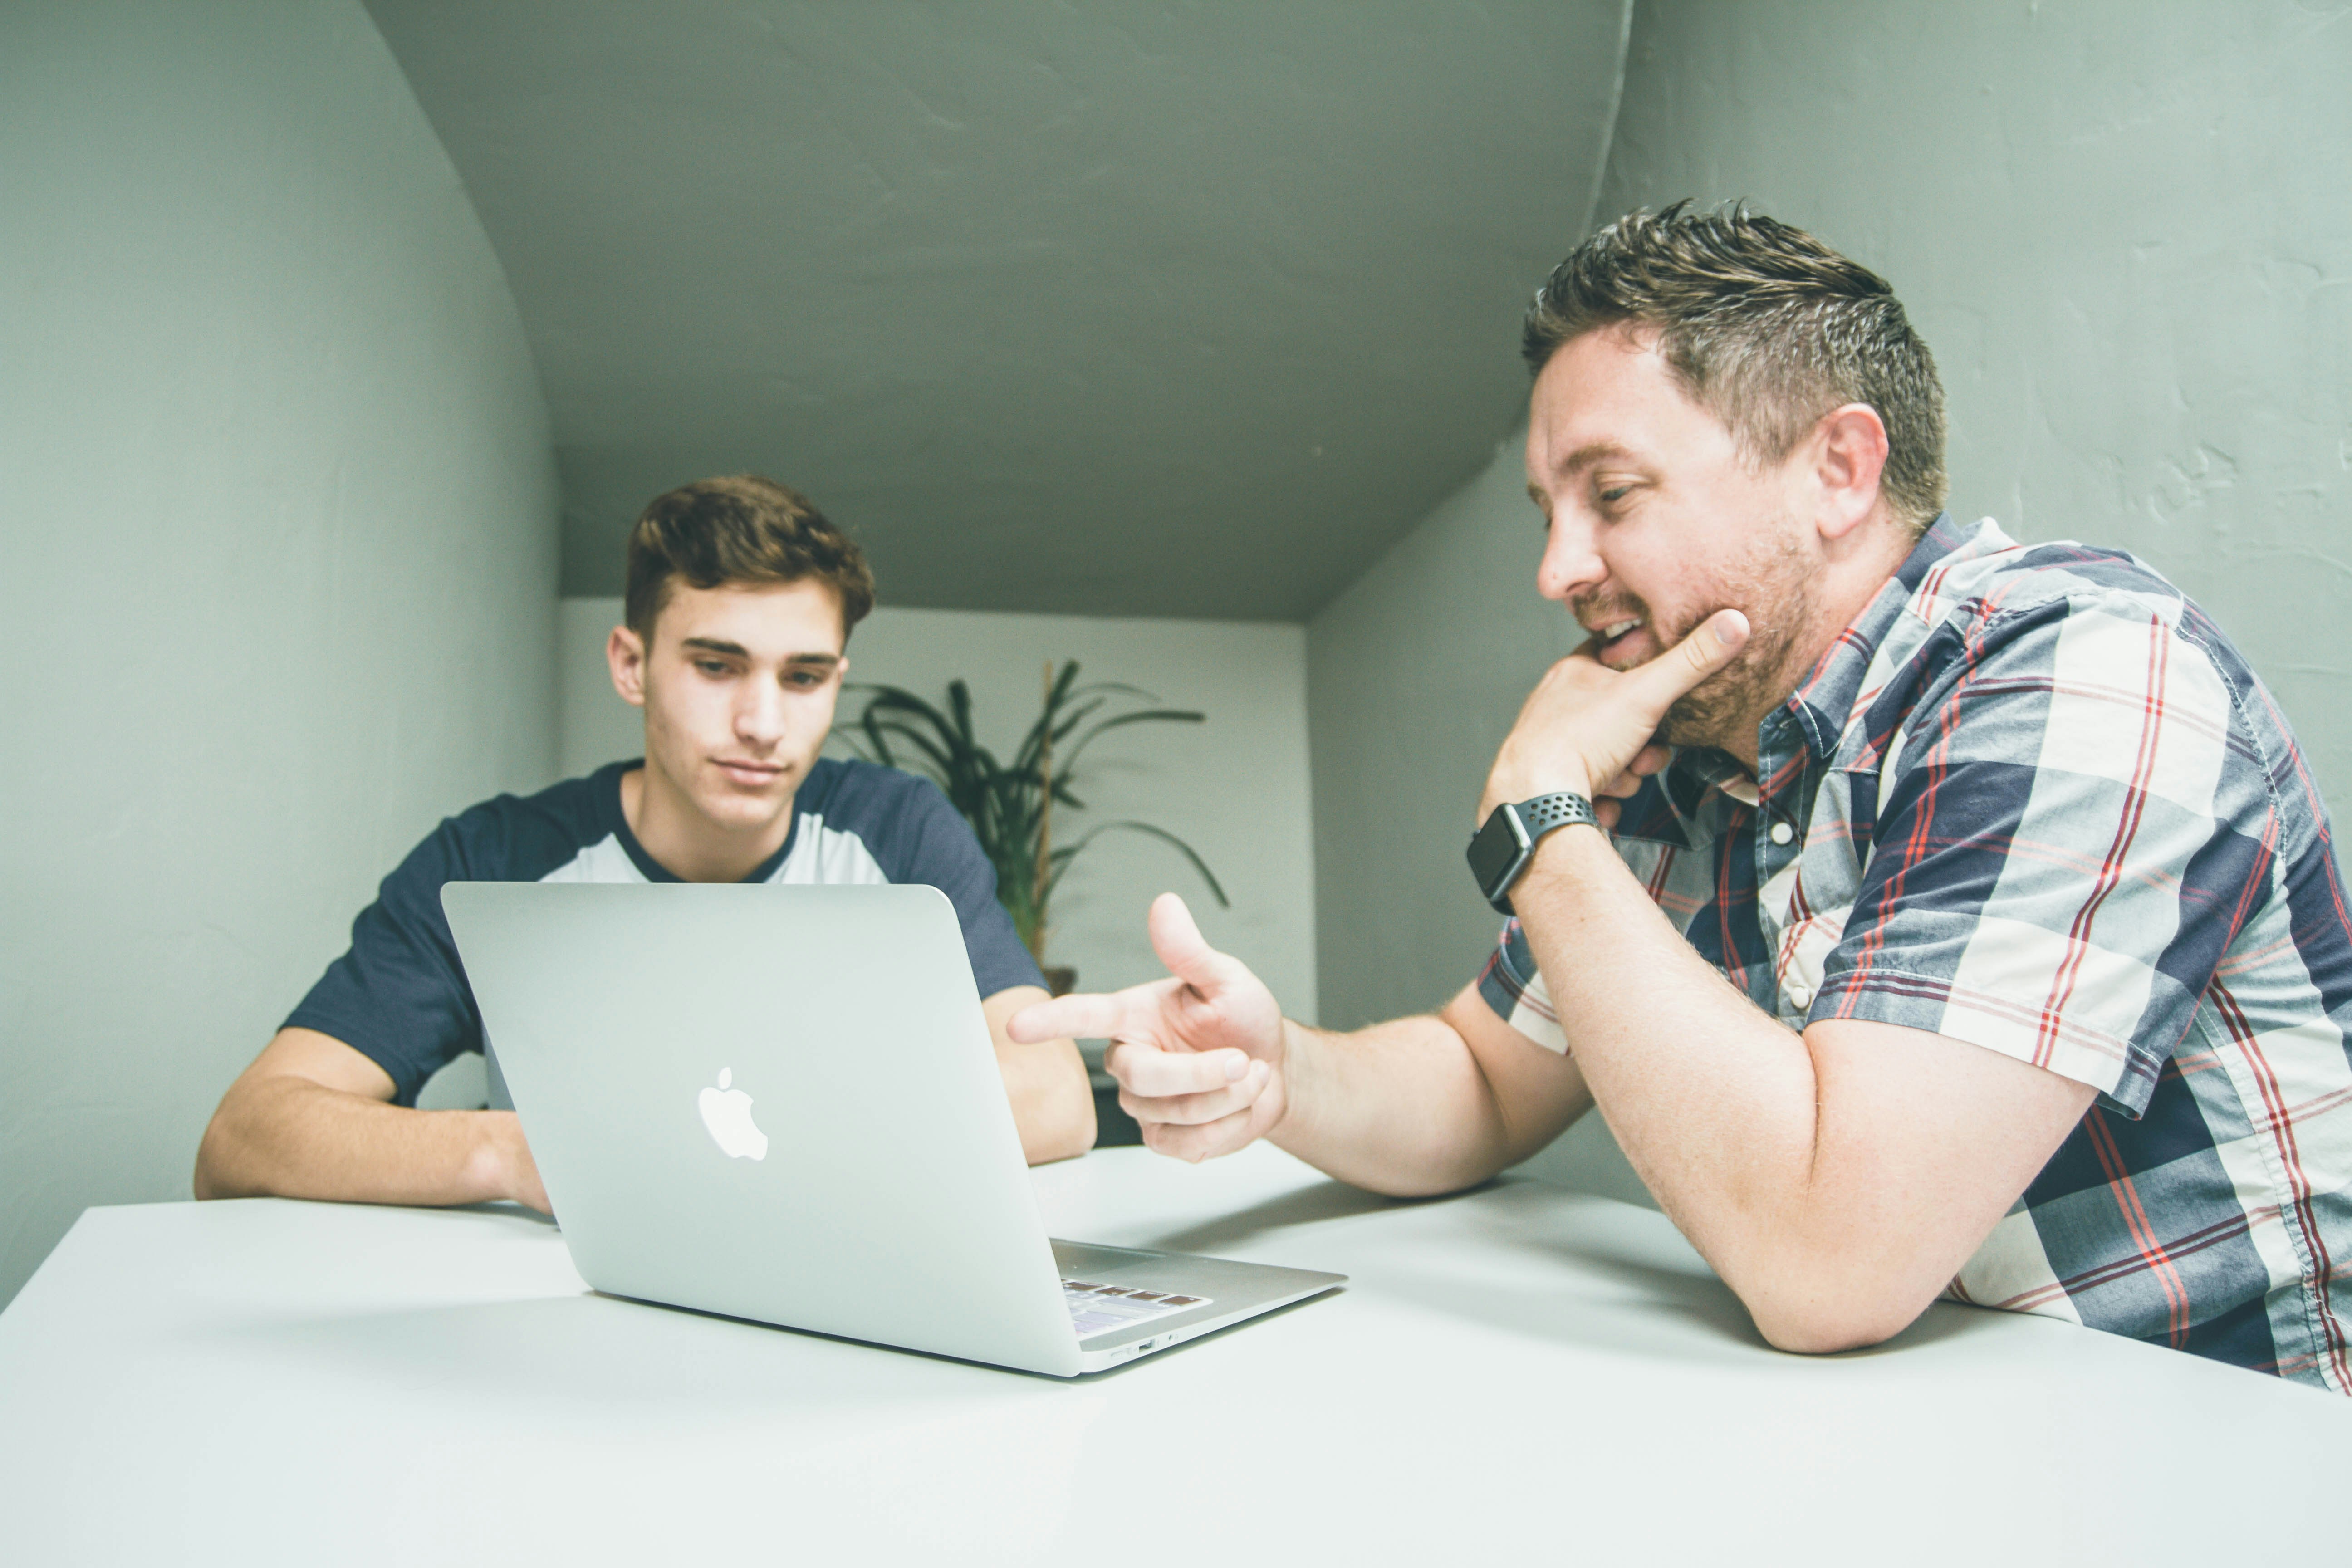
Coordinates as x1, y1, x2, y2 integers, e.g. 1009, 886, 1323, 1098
1058, 708, 1206, 775
846, 660, 1224, 962
860, 718, 956, 779
1063, 679, 1161, 703
947, 680, 978, 749
1043, 696, 1110, 752
1044, 820, 1229, 908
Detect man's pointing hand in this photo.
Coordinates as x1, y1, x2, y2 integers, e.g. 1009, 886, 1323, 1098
1008, 893, 1288, 1162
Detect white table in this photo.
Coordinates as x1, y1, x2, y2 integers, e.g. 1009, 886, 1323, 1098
2, 1146, 2345, 1565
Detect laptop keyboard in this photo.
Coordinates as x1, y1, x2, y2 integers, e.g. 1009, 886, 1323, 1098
1062, 1278, 1213, 1340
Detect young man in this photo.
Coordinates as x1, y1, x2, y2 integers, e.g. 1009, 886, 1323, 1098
198, 475, 1093, 1210
1015, 205, 2352, 1390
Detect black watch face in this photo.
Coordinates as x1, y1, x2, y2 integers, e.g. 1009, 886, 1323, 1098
1465, 808, 1526, 898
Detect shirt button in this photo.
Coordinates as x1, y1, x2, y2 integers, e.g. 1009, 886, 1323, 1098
1786, 984, 1813, 1010
1768, 820, 1794, 846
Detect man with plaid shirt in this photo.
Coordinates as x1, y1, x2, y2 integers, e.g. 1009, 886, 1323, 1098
1014, 204, 2352, 1389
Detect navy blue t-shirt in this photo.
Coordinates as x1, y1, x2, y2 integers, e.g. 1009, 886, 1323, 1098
286, 758, 1045, 1105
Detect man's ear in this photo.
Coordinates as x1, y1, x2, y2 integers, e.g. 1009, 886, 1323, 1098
1809, 402, 1890, 542
607, 624, 648, 709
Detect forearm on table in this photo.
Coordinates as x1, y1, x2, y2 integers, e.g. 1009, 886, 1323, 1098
996, 1038, 1095, 1165
1511, 828, 1831, 1299
1272, 1013, 1526, 1196
983, 986, 1095, 1166
194, 1076, 525, 1207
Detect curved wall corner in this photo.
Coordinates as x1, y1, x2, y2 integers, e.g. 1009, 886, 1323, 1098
0, 0, 558, 1305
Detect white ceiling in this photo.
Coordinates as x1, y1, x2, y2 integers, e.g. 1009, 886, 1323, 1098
365, 0, 1629, 619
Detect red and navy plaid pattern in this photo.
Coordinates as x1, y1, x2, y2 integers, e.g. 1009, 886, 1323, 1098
1479, 515, 2352, 1390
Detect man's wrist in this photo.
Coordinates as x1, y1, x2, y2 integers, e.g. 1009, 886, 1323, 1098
462, 1110, 524, 1204
1468, 790, 1601, 914
1520, 815, 1616, 896
1262, 1018, 1316, 1148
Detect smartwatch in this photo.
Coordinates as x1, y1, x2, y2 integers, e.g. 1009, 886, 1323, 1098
1465, 791, 1599, 915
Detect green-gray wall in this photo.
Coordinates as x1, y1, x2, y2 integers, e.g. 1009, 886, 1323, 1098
1307, 0, 2352, 1199
0, 0, 558, 1306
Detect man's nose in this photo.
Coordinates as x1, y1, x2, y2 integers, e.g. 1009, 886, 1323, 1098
735, 679, 787, 747
1536, 513, 1604, 603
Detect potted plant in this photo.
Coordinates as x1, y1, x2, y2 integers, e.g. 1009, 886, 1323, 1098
841, 660, 1228, 990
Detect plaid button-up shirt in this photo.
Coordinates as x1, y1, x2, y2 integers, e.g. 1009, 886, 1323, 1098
1479, 514, 2352, 1390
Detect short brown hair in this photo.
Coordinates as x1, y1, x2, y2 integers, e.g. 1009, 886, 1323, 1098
1523, 201, 1948, 532
623, 474, 876, 641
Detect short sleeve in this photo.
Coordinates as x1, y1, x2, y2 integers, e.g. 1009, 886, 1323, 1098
872, 776, 1048, 999
283, 818, 484, 1107
1475, 917, 1570, 1054
1815, 595, 2271, 1115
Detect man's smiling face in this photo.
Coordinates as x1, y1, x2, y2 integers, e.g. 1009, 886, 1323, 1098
1524, 325, 1818, 756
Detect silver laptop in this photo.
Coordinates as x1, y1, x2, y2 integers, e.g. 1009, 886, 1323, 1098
441, 880, 1343, 1376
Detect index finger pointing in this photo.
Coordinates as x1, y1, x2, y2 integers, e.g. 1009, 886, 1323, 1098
1007, 991, 1132, 1044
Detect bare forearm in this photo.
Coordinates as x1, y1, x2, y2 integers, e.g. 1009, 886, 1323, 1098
999, 1039, 1096, 1165
194, 1076, 530, 1207
1511, 830, 1831, 1300
1514, 828, 2100, 1352
1272, 1014, 1524, 1196
983, 986, 1095, 1165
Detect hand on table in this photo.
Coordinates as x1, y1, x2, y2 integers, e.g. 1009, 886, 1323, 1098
1480, 608, 1750, 830
485, 1111, 550, 1214
1007, 893, 1285, 1162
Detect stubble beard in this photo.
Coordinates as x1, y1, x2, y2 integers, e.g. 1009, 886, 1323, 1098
1648, 526, 1818, 754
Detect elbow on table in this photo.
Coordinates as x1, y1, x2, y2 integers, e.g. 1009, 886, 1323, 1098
1311, 1148, 1506, 1201
191, 1141, 222, 1201
191, 1095, 251, 1201
1352, 1167, 1495, 1201
1026, 1074, 1098, 1166
1057, 1097, 1101, 1164
1742, 1284, 1933, 1357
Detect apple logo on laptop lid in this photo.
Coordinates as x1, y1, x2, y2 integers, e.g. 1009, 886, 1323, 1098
697, 1068, 769, 1161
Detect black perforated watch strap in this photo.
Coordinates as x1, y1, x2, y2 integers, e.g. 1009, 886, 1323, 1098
1514, 791, 1598, 838
1469, 790, 1600, 915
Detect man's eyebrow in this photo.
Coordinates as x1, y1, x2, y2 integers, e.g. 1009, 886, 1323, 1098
1544, 440, 1637, 481
678, 637, 839, 668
